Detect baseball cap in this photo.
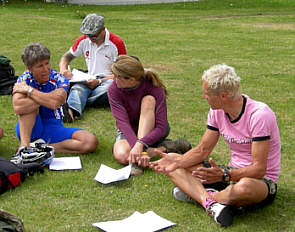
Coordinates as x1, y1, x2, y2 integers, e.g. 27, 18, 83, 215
80, 13, 105, 35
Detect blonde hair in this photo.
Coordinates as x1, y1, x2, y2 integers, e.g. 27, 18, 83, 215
202, 64, 241, 100
111, 55, 168, 96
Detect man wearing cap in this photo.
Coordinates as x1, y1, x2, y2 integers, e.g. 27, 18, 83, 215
59, 13, 127, 123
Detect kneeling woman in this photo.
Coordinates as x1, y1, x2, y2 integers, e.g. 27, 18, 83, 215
108, 55, 171, 175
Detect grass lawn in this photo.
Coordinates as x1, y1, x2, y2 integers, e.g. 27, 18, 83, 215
0, 0, 295, 231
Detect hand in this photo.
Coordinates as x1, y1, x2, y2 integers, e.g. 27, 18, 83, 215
149, 149, 181, 174
85, 79, 99, 89
191, 158, 223, 184
128, 142, 144, 164
137, 152, 150, 168
60, 70, 73, 79
13, 81, 30, 95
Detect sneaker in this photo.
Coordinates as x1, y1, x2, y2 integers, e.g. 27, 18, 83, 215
172, 187, 196, 204
62, 104, 74, 123
130, 163, 143, 176
206, 202, 234, 227
159, 138, 192, 154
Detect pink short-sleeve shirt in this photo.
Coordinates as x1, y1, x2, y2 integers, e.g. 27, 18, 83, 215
207, 95, 281, 183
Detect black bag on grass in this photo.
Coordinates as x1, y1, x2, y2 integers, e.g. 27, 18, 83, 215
0, 55, 18, 95
0, 209, 26, 232
0, 156, 43, 195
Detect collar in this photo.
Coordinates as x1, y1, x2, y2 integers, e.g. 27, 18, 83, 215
103, 28, 110, 46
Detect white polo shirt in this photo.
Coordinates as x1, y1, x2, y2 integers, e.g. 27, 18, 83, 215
70, 28, 126, 76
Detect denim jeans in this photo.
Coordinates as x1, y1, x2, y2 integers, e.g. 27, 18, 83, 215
67, 79, 113, 116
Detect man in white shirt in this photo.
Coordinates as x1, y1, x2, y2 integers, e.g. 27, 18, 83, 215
59, 13, 127, 123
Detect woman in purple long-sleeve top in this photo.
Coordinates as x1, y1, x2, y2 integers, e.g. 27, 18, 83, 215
108, 55, 170, 175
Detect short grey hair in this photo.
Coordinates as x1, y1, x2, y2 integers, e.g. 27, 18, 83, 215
21, 42, 50, 69
201, 64, 242, 100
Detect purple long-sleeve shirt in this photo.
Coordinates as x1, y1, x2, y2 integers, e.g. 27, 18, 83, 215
108, 78, 168, 148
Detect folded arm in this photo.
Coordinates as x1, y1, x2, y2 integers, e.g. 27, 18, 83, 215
13, 82, 67, 114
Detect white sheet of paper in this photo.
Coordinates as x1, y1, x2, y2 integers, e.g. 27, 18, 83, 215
49, 157, 82, 170
92, 211, 176, 232
94, 164, 131, 184
69, 69, 105, 83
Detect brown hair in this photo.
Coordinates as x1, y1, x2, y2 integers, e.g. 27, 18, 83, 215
111, 55, 168, 96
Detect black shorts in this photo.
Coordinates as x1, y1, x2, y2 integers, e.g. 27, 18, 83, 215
202, 161, 277, 208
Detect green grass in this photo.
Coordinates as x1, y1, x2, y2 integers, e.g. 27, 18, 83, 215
0, 0, 295, 231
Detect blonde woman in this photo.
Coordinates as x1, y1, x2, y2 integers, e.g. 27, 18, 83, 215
108, 55, 191, 175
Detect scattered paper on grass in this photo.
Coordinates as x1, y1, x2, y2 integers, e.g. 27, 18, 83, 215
94, 164, 131, 184
92, 211, 176, 232
49, 157, 82, 170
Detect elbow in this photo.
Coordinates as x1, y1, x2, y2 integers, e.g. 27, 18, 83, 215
13, 105, 22, 115
254, 165, 267, 179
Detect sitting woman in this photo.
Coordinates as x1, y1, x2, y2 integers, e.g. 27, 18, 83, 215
12, 42, 98, 157
108, 55, 191, 175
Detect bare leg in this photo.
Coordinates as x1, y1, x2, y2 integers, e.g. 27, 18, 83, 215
167, 167, 210, 206
213, 177, 268, 207
113, 95, 158, 162
137, 95, 156, 139
113, 139, 131, 164
18, 110, 38, 147
51, 130, 98, 154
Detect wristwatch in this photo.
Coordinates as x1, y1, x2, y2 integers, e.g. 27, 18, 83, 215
222, 169, 231, 183
27, 86, 34, 97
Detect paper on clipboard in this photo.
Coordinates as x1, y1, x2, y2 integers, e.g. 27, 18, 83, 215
69, 69, 106, 83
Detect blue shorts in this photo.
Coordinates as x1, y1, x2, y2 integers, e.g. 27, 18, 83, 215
16, 114, 81, 144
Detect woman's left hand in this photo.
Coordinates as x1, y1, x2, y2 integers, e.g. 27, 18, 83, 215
129, 142, 144, 164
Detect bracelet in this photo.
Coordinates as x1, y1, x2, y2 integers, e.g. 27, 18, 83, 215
98, 79, 102, 84
27, 87, 34, 97
136, 140, 149, 149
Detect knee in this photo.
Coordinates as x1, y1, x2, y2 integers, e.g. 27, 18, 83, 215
141, 95, 156, 111
113, 147, 129, 164
82, 134, 98, 153
233, 177, 255, 198
70, 84, 86, 93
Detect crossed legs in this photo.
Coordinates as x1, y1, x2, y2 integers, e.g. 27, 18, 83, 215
165, 158, 269, 208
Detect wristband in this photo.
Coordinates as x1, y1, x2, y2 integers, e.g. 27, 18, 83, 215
98, 79, 102, 84
136, 140, 149, 149
27, 87, 34, 97
222, 169, 231, 183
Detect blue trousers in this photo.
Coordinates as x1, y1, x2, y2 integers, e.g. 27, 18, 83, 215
67, 79, 112, 116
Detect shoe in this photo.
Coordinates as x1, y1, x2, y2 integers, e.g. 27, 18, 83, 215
206, 202, 234, 227
62, 103, 74, 123
159, 138, 192, 154
130, 163, 143, 176
172, 187, 196, 204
